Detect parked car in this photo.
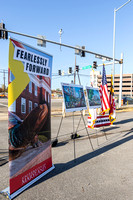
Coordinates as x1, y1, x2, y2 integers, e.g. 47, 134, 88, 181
122, 97, 133, 105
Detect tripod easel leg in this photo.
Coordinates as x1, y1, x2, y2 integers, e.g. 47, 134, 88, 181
73, 112, 76, 162
102, 126, 107, 140
56, 115, 64, 139
80, 111, 94, 151
75, 116, 82, 135
52, 115, 64, 147
95, 129, 99, 146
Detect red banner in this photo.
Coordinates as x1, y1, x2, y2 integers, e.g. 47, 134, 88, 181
10, 157, 52, 194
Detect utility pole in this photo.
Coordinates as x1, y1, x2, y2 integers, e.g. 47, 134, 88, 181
74, 55, 76, 84
3, 69, 5, 96
112, 0, 131, 85
119, 53, 123, 108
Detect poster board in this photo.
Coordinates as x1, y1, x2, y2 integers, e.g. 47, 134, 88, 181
61, 83, 87, 112
86, 86, 101, 109
8, 38, 54, 198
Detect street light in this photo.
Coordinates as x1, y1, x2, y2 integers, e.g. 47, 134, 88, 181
59, 29, 64, 51
112, 0, 131, 85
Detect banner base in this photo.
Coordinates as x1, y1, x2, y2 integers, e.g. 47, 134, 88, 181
0, 164, 55, 200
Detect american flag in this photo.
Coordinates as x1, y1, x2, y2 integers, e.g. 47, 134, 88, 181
109, 75, 116, 123
99, 64, 110, 114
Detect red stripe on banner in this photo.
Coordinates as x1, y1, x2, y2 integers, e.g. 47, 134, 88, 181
94, 123, 111, 127
98, 115, 109, 118
10, 39, 24, 48
88, 123, 111, 128
88, 115, 109, 119
10, 157, 52, 194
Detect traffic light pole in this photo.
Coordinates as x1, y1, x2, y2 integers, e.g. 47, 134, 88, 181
74, 56, 76, 84
119, 53, 123, 108
0, 28, 121, 63
3, 70, 5, 96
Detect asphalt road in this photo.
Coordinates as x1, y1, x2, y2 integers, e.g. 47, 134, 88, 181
51, 98, 62, 111
0, 98, 8, 106
0, 99, 133, 199
0, 98, 63, 113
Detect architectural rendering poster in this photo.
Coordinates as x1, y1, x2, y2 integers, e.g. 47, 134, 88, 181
8, 38, 54, 197
86, 86, 101, 109
61, 83, 87, 112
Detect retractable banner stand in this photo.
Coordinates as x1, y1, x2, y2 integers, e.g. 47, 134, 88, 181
7, 38, 54, 199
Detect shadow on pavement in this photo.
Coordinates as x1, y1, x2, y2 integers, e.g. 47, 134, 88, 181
0, 157, 8, 166
114, 118, 133, 125
100, 126, 119, 132
0, 150, 9, 166
54, 141, 68, 147
123, 129, 133, 137
31, 132, 133, 188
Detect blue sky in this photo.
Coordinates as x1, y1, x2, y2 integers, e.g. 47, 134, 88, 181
0, 0, 133, 89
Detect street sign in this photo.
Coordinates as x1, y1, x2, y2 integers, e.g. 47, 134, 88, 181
82, 65, 92, 70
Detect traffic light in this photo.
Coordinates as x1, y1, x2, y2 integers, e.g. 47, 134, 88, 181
119, 59, 123, 64
3, 30, 8, 39
93, 61, 97, 69
81, 46, 85, 57
0, 30, 2, 39
69, 67, 72, 74
58, 70, 61, 75
0, 23, 8, 40
76, 65, 79, 72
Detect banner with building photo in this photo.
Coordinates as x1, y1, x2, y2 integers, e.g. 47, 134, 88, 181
8, 38, 54, 198
61, 83, 87, 112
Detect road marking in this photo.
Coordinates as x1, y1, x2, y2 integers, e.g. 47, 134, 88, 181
0, 103, 8, 107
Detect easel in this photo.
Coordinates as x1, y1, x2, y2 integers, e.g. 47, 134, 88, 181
93, 127, 107, 147
52, 68, 94, 161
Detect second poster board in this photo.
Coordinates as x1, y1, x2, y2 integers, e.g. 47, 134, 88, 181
86, 86, 101, 109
